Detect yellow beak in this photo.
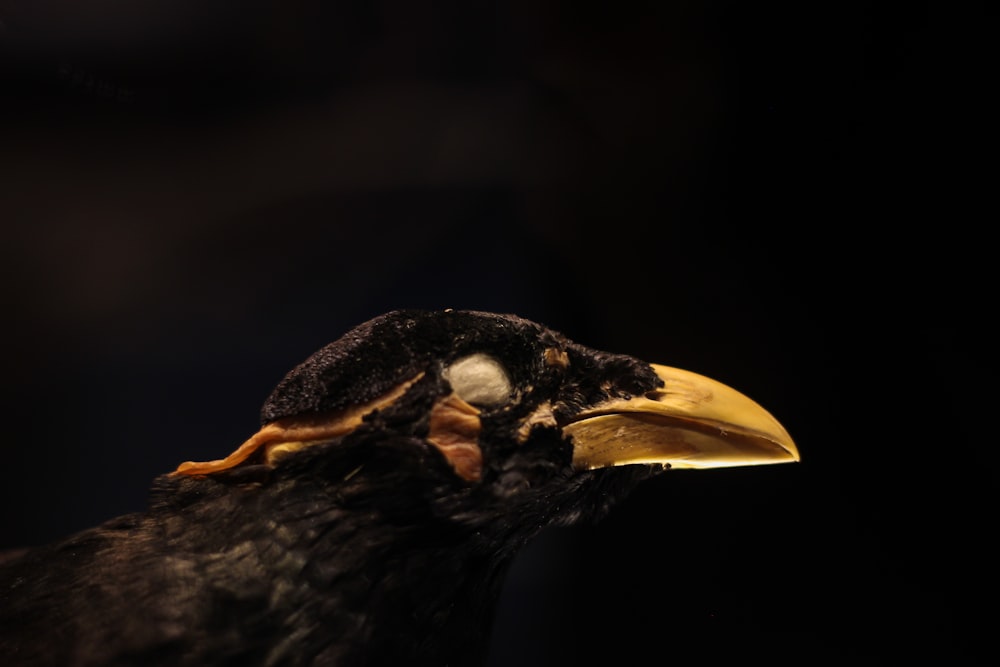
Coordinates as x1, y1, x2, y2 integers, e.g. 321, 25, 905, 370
566, 364, 799, 470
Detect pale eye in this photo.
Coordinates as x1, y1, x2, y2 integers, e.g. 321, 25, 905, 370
442, 353, 512, 406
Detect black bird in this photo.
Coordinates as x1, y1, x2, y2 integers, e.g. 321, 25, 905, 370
0, 309, 798, 666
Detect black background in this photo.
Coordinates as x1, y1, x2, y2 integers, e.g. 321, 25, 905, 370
1, 2, 988, 665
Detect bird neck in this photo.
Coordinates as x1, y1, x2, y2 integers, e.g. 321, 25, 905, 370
267, 484, 515, 665
158, 466, 517, 665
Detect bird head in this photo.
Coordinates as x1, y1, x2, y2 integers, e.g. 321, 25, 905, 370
172, 309, 798, 536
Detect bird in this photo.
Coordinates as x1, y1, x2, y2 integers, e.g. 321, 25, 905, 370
0, 309, 799, 666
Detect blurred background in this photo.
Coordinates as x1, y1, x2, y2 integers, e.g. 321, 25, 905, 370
1, 2, 987, 665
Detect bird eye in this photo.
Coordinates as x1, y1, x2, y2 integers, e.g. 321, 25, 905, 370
442, 353, 512, 406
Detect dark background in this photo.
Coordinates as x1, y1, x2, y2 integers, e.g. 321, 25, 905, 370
1, 2, 988, 665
